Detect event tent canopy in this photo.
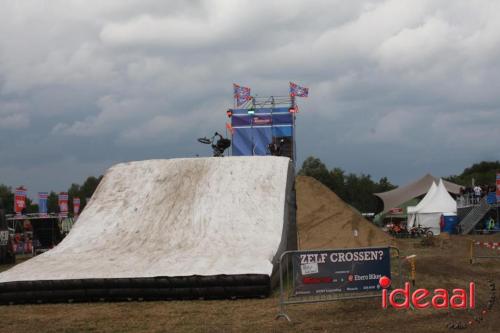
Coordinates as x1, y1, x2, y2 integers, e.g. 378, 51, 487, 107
407, 182, 437, 215
417, 180, 457, 214
374, 174, 462, 213
407, 179, 457, 234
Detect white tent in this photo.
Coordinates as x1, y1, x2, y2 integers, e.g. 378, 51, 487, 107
407, 179, 457, 235
407, 182, 437, 228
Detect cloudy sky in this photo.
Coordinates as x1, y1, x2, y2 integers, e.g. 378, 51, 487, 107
1, 0, 500, 196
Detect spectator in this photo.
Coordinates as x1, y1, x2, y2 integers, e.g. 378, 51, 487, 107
473, 185, 482, 203
481, 185, 488, 197
487, 217, 496, 233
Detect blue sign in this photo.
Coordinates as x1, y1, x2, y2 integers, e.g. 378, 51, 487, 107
38, 192, 48, 214
292, 247, 391, 296
231, 107, 293, 157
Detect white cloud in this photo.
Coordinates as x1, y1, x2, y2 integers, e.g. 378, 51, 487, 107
0, 101, 30, 129
100, 14, 217, 48
0, 113, 30, 129
376, 17, 454, 69
118, 115, 179, 143
52, 96, 151, 136
1, 0, 500, 192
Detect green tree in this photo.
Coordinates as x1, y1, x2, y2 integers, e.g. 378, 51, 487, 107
78, 175, 102, 211
67, 183, 81, 215
376, 177, 396, 193
447, 161, 500, 187
0, 185, 14, 214
47, 191, 59, 214
298, 157, 332, 188
330, 167, 346, 200
344, 173, 378, 213
25, 197, 38, 214
298, 156, 396, 213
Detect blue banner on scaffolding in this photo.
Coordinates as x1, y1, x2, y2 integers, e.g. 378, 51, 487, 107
38, 192, 48, 215
231, 107, 293, 157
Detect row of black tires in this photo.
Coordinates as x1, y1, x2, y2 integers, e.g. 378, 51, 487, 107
0, 275, 271, 304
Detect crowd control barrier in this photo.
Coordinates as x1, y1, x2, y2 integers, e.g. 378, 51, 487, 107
469, 240, 500, 264
275, 246, 402, 322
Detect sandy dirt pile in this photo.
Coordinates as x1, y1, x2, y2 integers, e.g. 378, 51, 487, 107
296, 176, 393, 249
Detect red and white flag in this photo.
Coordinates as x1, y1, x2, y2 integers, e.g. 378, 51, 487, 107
290, 82, 309, 97
73, 197, 81, 216
14, 186, 27, 215
58, 192, 69, 217
233, 83, 252, 106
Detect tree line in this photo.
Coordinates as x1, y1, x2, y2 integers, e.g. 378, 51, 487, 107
445, 161, 500, 187
0, 176, 102, 215
298, 157, 500, 214
298, 156, 396, 213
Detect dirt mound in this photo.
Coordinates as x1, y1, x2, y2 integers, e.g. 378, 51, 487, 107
296, 176, 393, 249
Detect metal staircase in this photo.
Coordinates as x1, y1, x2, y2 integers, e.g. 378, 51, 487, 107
457, 206, 474, 221
460, 197, 491, 234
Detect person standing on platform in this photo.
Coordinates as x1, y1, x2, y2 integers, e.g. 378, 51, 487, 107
473, 185, 482, 203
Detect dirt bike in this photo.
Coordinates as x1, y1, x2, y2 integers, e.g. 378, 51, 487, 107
409, 226, 434, 238
197, 132, 231, 157
387, 224, 409, 238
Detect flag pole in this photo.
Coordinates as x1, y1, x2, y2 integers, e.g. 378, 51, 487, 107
271, 96, 275, 152
292, 94, 296, 166
251, 96, 255, 155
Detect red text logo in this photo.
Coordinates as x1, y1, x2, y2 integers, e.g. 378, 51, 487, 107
379, 276, 475, 309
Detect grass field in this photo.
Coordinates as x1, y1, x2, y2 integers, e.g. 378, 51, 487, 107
0, 235, 498, 333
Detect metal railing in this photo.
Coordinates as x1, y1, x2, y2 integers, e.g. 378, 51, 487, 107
457, 194, 482, 208
469, 239, 500, 263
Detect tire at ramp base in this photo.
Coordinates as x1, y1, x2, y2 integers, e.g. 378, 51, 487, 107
0, 275, 270, 304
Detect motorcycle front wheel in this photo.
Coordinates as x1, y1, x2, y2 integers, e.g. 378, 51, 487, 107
197, 137, 211, 144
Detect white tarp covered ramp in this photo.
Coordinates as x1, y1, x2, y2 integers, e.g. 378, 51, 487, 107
407, 180, 457, 235
0, 157, 296, 303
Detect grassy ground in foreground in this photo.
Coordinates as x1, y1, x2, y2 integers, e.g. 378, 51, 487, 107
0, 235, 499, 333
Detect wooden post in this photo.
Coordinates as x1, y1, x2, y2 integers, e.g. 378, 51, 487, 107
405, 255, 417, 286
469, 239, 474, 264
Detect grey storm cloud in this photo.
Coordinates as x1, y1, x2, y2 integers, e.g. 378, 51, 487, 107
1, 0, 500, 196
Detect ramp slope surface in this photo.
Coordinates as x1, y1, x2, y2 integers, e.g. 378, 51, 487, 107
0, 157, 294, 302
296, 176, 392, 249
